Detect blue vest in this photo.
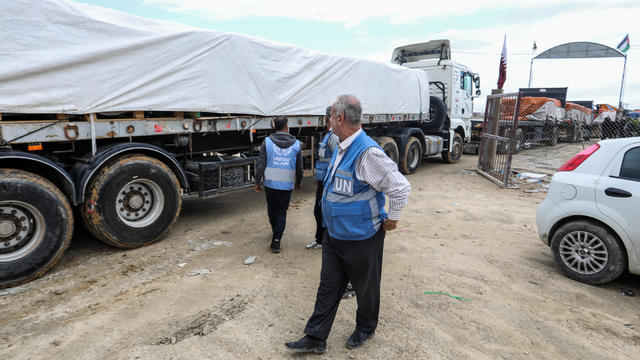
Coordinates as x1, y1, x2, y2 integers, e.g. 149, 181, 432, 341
315, 130, 335, 182
322, 131, 386, 241
264, 136, 300, 190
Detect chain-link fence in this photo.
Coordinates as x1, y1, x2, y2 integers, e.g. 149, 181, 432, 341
476, 92, 640, 189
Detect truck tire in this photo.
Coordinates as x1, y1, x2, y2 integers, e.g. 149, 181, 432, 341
81, 155, 181, 248
570, 126, 580, 143
545, 127, 558, 146
0, 169, 73, 289
551, 220, 625, 284
511, 128, 524, 154
427, 96, 447, 129
442, 133, 463, 163
399, 137, 422, 174
499, 127, 523, 154
376, 137, 399, 164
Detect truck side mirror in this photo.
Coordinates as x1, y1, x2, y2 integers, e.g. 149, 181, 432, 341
472, 74, 481, 97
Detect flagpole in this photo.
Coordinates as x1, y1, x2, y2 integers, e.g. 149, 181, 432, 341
618, 54, 627, 109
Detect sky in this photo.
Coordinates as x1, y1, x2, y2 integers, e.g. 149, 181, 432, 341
79, 0, 640, 111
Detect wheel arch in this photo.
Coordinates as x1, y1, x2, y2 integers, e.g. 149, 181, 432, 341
73, 143, 189, 204
448, 117, 467, 147
454, 125, 466, 145
0, 151, 76, 205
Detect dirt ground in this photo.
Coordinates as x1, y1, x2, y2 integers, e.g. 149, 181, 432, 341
1, 153, 639, 360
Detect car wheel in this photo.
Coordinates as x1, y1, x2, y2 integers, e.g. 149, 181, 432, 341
550, 221, 626, 284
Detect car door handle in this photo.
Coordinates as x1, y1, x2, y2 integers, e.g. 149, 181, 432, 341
605, 187, 632, 198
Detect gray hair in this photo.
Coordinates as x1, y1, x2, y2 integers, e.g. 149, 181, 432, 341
334, 94, 362, 126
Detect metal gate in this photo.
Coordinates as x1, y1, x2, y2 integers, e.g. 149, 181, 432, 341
477, 92, 521, 187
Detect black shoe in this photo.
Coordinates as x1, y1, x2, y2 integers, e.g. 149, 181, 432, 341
346, 329, 374, 349
285, 335, 326, 354
342, 286, 356, 299
270, 239, 280, 253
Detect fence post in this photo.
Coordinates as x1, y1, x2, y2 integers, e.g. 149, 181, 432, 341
482, 89, 504, 172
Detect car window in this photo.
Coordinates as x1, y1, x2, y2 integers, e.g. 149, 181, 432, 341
619, 146, 640, 180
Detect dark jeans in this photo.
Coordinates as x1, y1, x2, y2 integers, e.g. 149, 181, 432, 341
265, 187, 292, 241
304, 227, 386, 340
313, 181, 325, 244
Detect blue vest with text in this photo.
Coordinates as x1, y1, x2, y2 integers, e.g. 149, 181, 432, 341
315, 130, 334, 182
322, 131, 386, 240
264, 137, 300, 190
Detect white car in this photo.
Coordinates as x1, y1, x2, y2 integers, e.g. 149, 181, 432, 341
537, 137, 640, 284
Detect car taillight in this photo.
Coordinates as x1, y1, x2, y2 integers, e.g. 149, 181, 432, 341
557, 143, 600, 171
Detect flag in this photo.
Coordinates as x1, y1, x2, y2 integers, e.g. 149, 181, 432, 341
617, 34, 630, 53
497, 35, 507, 89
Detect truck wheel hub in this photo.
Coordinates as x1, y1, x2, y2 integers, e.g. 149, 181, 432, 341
0, 202, 44, 260
128, 194, 144, 209
0, 220, 16, 238
115, 180, 164, 228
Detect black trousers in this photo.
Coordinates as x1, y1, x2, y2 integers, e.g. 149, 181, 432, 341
313, 181, 325, 244
264, 187, 292, 241
304, 227, 386, 340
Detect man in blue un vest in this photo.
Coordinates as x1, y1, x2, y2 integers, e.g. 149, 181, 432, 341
286, 95, 411, 354
307, 105, 338, 250
255, 116, 303, 253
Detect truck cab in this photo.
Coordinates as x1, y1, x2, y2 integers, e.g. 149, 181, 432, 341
392, 40, 481, 144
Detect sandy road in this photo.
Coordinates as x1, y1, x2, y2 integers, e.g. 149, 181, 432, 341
1, 154, 638, 360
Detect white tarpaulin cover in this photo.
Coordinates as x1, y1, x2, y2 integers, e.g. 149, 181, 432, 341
525, 100, 562, 122
594, 110, 617, 124
0, 0, 428, 116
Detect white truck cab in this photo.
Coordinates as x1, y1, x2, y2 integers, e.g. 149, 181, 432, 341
392, 40, 480, 145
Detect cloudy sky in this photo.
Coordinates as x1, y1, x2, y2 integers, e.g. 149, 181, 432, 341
81, 0, 639, 111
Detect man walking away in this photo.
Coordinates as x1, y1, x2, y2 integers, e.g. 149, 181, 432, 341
307, 106, 338, 250
255, 116, 303, 253
285, 95, 411, 354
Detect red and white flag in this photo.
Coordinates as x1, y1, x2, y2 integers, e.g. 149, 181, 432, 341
497, 35, 507, 89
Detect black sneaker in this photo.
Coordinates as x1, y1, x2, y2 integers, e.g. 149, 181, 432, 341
270, 239, 281, 253
306, 241, 322, 249
285, 335, 326, 354
342, 285, 356, 299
